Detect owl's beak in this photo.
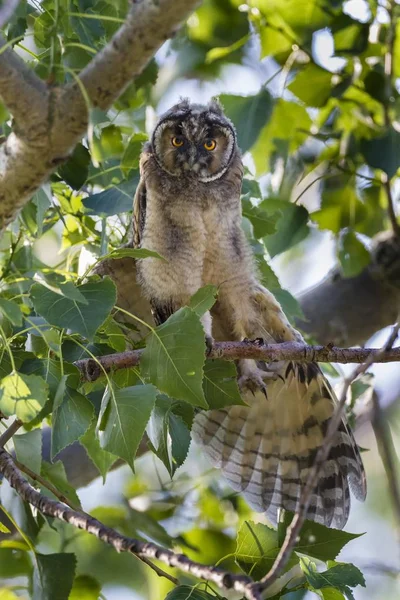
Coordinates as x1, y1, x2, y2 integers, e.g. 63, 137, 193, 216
187, 148, 200, 172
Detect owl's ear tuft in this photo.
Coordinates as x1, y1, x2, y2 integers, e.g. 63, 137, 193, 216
208, 97, 224, 115
174, 97, 191, 112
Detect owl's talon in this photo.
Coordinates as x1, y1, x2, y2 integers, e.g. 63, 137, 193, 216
205, 335, 214, 356
238, 362, 277, 395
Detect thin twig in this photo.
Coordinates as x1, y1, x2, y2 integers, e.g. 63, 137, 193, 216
12, 457, 82, 513
0, 449, 259, 600
137, 555, 179, 586
0, 0, 20, 29
250, 323, 400, 597
74, 341, 400, 382
371, 390, 400, 546
0, 418, 23, 447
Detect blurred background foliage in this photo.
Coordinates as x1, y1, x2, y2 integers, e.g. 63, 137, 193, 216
1, 0, 400, 599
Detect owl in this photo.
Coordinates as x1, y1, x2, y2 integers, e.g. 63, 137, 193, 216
130, 98, 366, 528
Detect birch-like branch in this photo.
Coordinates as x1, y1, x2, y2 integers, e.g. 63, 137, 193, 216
0, 448, 257, 599
74, 340, 400, 382
0, 0, 200, 231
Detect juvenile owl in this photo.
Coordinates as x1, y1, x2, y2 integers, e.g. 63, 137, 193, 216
132, 98, 366, 528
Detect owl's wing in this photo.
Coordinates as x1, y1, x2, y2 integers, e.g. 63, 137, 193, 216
193, 288, 366, 529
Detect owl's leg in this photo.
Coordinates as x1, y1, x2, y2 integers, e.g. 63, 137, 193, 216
221, 282, 299, 394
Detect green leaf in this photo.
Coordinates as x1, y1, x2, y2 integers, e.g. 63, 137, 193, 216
203, 359, 244, 409
261, 199, 310, 257
220, 90, 273, 152
51, 377, 94, 458
338, 230, 371, 278
279, 512, 364, 562
272, 289, 305, 322
69, 574, 101, 600
146, 396, 172, 474
32, 553, 76, 600
0, 298, 23, 326
300, 557, 365, 600
32, 187, 51, 237
31, 278, 116, 341
95, 125, 124, 161
106, 247, 165, 261
79, 421, 117, 482
83, 177, 139, 216
312, 184, 367, 235
169, 412, 191, 475
141, 307, 208, 408
319, 589, 346, 600
164, 586, 216, 600
121, 132, 148, 177
236, 521, 297, 579
252, 99, 312, 176
188, 285, 218, 317
361, 128, 400, 179
58, 143, 90, 190
0, 547, 32, 578
98, 384, 157, 470
288, 65, 334, 108
242, 198, 278, 238
14, 429, 42, 475
0, 372, 48, 422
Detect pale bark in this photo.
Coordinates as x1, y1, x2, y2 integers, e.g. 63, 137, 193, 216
0, 0, 200, 230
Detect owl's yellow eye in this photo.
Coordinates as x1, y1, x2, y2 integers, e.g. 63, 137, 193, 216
204, 139, 217, 151
171, 136, 184, 148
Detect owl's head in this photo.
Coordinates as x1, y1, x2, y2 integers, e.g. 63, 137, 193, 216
151, 98, 237, 182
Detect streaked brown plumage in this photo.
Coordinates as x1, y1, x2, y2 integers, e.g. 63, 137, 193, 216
127, 98, 366, 528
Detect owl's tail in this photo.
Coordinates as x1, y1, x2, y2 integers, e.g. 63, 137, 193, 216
191, 361, 366, 529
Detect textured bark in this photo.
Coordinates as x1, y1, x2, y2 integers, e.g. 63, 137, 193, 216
75, 342, 400, 383
0, 0, 200, 231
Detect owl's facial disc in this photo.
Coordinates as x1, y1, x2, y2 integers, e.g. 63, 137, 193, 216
151, 102, 236, 182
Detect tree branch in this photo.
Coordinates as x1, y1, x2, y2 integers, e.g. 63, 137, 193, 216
0, 0, 200, 231
74, 341, 400, 382
0, 418, 22, 447
297, 233, 400, 346
0, 448, 259, 600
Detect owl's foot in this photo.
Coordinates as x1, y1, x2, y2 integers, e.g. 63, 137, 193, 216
237, 359, 278, 398
205, 335, 214, 356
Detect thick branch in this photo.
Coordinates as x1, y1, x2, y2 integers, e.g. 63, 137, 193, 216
74, 341, 400, 382
0, 448, 258, 600
0, 0, 200, 231
297, 233, 400, 345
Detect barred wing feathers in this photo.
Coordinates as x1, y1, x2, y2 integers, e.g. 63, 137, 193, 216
192, 362, 366, 529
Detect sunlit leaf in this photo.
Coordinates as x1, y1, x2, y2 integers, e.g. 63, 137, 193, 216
0, 372, 48, 422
